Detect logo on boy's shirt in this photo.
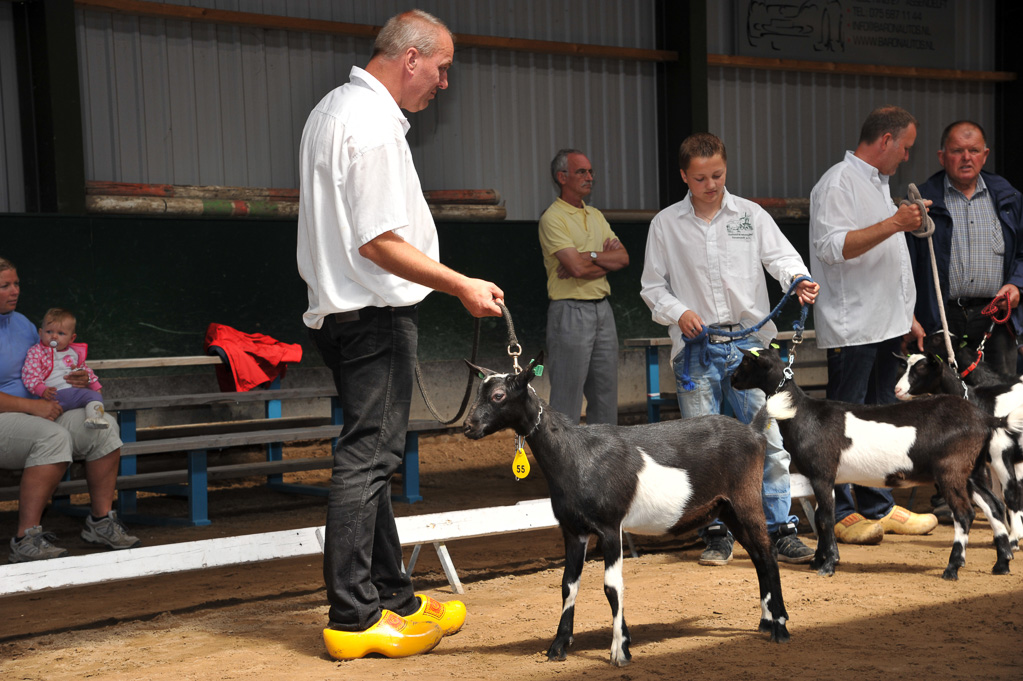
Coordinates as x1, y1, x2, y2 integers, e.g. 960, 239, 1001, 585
726, 213, 754, 241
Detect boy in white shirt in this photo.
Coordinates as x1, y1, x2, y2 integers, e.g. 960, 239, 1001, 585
641, 133, 819, 566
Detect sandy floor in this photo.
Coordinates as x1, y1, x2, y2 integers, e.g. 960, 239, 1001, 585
2, 430, 1022, 680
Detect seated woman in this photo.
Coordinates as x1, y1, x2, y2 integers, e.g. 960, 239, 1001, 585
0, 257, 139, 563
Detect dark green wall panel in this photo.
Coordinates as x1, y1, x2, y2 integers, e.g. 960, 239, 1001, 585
0, 214, 810, 365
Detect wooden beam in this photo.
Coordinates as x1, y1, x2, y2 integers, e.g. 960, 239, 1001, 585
90, 355, 224, 370
707, 54, 1016, 83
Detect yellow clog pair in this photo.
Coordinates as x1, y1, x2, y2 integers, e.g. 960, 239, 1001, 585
323, 594, 466, 660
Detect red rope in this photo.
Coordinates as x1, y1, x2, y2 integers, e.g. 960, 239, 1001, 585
981, 292, 1011, 324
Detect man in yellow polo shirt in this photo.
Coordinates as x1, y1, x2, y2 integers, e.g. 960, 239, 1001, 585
538, 149, 629, 425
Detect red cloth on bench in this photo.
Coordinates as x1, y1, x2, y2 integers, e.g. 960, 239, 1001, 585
203, 323, 303, 392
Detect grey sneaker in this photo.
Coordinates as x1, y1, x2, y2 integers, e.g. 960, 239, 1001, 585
770, 522, 814, 564
699, 525, 733, 566
9, 526, 69, 563
81, 511, 140, 550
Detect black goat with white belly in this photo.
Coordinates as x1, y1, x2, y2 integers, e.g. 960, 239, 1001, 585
894, 352, 1023, 547
462, 353, 789, 667
731, 346, 1022, 580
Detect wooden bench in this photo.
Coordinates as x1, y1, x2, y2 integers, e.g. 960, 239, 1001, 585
1, 356, 447, 526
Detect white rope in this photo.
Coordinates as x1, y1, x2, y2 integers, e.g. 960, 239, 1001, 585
905, 182, 957, 373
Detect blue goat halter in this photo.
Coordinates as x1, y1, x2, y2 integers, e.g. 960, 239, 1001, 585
677, 275, 813, 392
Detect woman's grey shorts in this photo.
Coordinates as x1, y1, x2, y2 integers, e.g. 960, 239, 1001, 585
0, 409, 122, 470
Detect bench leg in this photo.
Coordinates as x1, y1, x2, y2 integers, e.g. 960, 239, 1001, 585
393, 433, 423, 504
800, 498, 817, 537
118, 454, 139, 515
645, 346, 661, 423
117, 409, 139, 514
406, 543, 423, 576
265, 442, 284, 486
625, 532, 639, 559
434, 541, 464, 594
187, 449, 212, 526
265, 389, 284, 486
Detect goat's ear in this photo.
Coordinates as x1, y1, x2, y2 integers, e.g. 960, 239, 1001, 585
464, 359, 493, 379
511, 355, 543, 390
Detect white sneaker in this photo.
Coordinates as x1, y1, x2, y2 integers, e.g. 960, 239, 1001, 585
85, 401, 109, 429
81, 511, 140, 550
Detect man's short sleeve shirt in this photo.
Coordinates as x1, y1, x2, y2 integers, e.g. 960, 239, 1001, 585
296, 67, 439, 329
538, 198, 616, 300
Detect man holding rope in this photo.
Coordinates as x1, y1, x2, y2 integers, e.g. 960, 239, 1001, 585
909, 120, 1023, 377
641, 133, 819, 567
810, 106, 937, 546
297, 10, 503, 661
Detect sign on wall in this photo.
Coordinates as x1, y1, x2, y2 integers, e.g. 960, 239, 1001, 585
737, 0, 956, 69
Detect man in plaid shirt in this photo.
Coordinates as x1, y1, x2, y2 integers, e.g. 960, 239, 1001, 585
910, 120, 1023, 377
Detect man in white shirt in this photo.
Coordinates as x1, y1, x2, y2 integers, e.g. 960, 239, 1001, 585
641, 133, 819, 567
297, 10, 504, 660
809, 105, 936, 546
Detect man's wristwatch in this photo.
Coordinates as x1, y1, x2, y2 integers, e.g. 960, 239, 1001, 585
589, 251, 598, 260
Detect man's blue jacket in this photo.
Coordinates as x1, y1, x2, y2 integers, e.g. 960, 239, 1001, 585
908, 169, 1023, 336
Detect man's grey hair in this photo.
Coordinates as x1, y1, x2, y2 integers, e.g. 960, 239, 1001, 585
373, 9, 452, 59
550, 148, 584, 191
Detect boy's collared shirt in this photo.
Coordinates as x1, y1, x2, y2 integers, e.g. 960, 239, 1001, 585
641, 188, 809, 362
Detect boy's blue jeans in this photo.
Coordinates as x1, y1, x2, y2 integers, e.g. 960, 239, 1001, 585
673, 335, 798, 535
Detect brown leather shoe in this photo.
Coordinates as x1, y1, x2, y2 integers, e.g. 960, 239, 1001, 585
834, 513, 884, 545
879, 505, 938, 535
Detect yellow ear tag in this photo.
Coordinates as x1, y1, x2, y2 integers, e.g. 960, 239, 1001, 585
513, 447, 530, 479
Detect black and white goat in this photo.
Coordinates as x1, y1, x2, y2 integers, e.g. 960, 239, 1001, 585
462, 353, 789, 667
730, 346, 1023, 580
894, 352, 1023, 546
921, 331, 1020, 387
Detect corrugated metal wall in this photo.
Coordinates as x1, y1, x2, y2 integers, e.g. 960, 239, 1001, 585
706, 1, 999, 199
74, 0, 661, 220
0, 1, 1005, 214
0, 2, 25, 213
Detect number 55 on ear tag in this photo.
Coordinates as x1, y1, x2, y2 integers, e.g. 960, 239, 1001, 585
513, 447, 530, 480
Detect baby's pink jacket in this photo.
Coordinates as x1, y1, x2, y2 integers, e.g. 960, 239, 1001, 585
21, 341, 103, 397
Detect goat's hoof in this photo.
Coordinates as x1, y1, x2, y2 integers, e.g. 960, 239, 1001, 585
993, 562, 1011, 575
941, 566, 960, 581
769, 624, 791, 644
609, 651, 632, 667
809, 553, 836, 573
546, 641, 570, 662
